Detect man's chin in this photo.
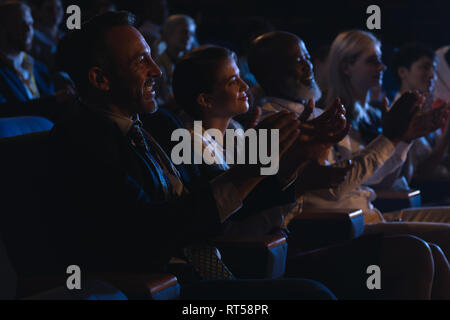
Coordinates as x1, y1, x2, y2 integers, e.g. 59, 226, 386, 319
283, 78, 322, 103
141, 99, 158, 114
295, 83, 322, 103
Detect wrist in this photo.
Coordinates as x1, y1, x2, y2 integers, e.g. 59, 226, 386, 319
383, 135, 400, 146
226, 165, 265, 200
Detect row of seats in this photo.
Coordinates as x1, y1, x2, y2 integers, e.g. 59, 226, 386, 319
0, 116, 420, 299
0, 117, 291, 299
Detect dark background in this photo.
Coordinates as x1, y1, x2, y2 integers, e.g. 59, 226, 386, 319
62, 0, 449, 94
63, 0, 449, 51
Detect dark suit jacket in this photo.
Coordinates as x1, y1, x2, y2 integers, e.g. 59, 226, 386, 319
47, 103, 223, 274
144, 107, 298, 223
0, 58, 60, 120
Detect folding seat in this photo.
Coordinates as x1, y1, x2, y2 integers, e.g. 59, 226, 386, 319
143, 107, 365, 278
0, 130, 180, 300
0, 116, 53, 138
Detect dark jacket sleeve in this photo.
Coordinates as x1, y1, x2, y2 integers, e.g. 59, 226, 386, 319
47, 119, 223, 273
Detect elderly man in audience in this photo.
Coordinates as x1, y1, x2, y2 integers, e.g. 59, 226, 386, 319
155, 14, 197, 107
0, 1, 73, 120
248, 31, 449, 298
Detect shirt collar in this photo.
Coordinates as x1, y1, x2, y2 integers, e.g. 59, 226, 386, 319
100, 109, 138, 135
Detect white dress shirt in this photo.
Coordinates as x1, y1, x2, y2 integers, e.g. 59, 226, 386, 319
100, 109, 243, 223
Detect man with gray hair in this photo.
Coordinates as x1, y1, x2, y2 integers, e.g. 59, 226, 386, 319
156, 14, 197, 106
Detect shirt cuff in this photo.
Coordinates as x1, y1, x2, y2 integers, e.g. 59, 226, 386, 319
209, 172, 243, 223
371, 135, 397, 158
278, 172, 298, 192
395, 141, 412, 162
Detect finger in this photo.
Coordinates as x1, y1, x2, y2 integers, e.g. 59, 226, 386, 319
272, 112, 299, 132
391, 91, 419, 115
309, 98, 339, 124
336, 97, 346, 115
299, 99, 314, 122
323, 122, 351, 144
278, 118, 301, 143
247, 106, 262, 129
381, 96, 389, 114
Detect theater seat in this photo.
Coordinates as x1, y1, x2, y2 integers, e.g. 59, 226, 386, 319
0, 116, 53, 138
25, 281, 128, 300
0, 132, 180, 300
0, 235, 17, 299
212, 234, 288, 279
288, 208, 365, 251
373, 189, 421, 212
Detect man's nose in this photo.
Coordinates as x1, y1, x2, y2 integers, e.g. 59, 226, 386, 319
238, 77, 249, 91
428, 70, 437, 81
301, 60, 312, 75
147, 56, 162, 79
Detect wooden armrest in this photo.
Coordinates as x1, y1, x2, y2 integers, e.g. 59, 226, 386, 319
375, 189, 421, 199
288, 208, 365, 251
373, 189, 421, 212
95, 273, 178, 299
210, 234, 288, 279
294, 208, 364, 221
18, 272, 179, 300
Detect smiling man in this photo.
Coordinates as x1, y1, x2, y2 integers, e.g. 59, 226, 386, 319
45, 11, 341, 300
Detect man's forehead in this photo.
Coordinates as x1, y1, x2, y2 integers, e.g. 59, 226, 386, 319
174, 19, 195, 31
285, 38, 309, 57
105, 25, 149, 58
416, 56, 436, 65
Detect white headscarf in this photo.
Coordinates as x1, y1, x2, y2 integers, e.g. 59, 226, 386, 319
434, 46, 450, 102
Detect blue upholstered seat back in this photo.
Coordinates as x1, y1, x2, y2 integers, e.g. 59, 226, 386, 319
0, 116, 53, 138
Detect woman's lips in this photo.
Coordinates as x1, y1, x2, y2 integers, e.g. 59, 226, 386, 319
238, 94, 248, 101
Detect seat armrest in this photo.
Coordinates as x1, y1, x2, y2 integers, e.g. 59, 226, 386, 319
373, 189, 421, 212
97, 273, 180, 300
210, 234, 288, 279
287, 208, 365, 251
296, 208, 364, 221
375, 189, 421, 199
18, 273, 180, 300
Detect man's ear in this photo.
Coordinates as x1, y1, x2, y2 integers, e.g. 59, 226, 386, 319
196, 93, 213, 110
397, 66, 409, 81
88, 67, 110, 92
